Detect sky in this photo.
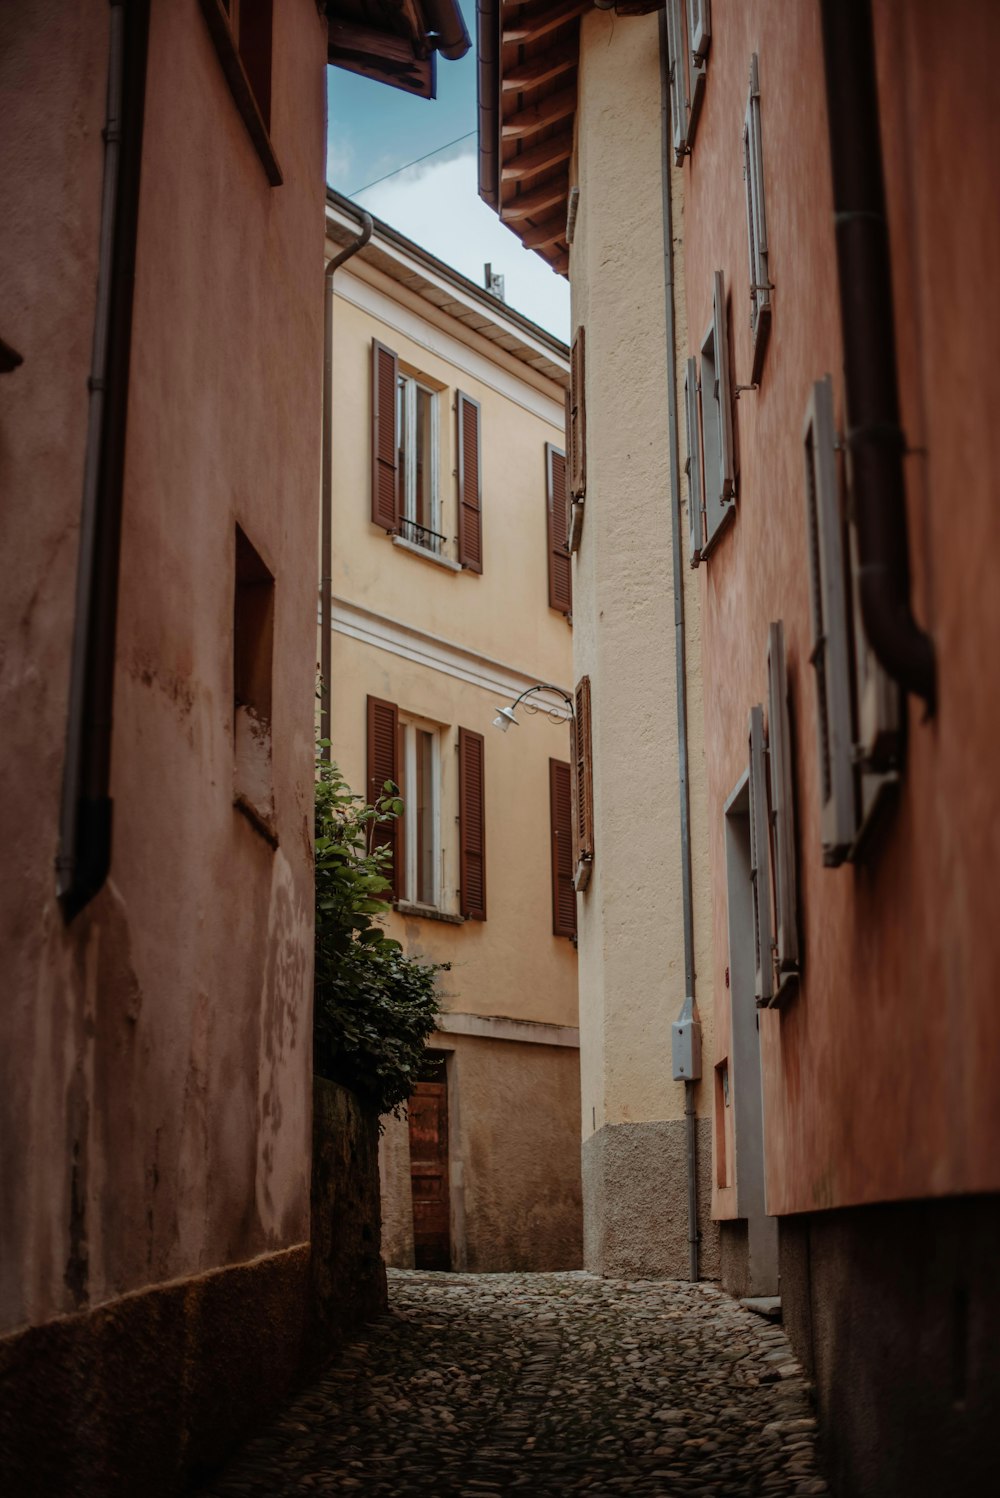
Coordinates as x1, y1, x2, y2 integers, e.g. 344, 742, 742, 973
325, 2, 570, 343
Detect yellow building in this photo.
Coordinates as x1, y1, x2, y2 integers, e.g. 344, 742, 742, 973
323, 191, 581, 1272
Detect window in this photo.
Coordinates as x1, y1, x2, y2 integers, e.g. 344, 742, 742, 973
802, 376, 901, 866
684, 356, 703, 566
700, 271, 736, 556
666, 0, 710, 164
402, 720, 442, 908
456, 392, 483, 573
549, 759, 576, 938
765, 621, 800, 1000
571, 675, 594, 891
744, 54, 771, 383
200, 0, 280, 185
546, 444, 572, 615
566, 327, 586, 552
233, 526, 275, 843
397, 373, 442, 555
458, 727, 486, 919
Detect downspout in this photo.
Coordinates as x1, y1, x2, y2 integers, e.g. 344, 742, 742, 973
320, 207, 373, 759
659, 8, 700, 1282
819, 0, 936, 716
475, 0, 500, 210
57, 0, 151, 920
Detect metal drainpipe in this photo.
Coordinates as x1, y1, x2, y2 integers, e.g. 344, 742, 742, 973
422, 0, 472, 61
658, 8, 700, 1283
819, 0, 936, 717
57, 0, 151, 920
320, 208, 373, 758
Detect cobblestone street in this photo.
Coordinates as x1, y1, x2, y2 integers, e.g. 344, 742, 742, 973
199, 1270, 828, 1497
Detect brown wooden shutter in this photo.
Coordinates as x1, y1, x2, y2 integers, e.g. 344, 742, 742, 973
549, 758, 576, 937
458, 727, 486, 919
367, 694, 402, 900
371, 339, 399, 532
456, 392, 482, 573
573, 675, 594, 889
546, 444, 572, 615
568, 326, 586, 499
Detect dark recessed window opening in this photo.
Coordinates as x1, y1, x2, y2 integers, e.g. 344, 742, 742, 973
234, 525, 276, 842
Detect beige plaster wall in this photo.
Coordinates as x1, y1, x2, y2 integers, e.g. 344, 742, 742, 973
0, 0, 326, 1335
569, 7, 715, 1221
381, 1036, 582, 1273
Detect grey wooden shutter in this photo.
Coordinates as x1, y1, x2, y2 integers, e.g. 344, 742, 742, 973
569, 327, 586, 499
713, 270, 736, 501
687, 0, 711, 61
666, 1, 689, 164
767, 622, 799, 994
744, 54, 771, 383
748, 704, 773, 1005
458, 727, 486, 919
684, 356, 703, 567
573, 675, 594, 891
546, 444, 572, 615
549, 758, 576, 938
802, 376, 855, 865
456, 392, 483, 573
371, 340, 399, 532
367, 694, 402, 900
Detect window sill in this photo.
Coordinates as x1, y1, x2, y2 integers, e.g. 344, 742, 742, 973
199, 0, 282, 187
391, 535, 463, 573
394, 900, 464, 926
234, 792, 278, 848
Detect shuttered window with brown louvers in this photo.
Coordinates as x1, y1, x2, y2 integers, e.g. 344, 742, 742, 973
568, 327, 586, 499
572, 675, 594, 890
371, 339, 399, 532
367, 694, 402, 900
546, 444, 572, 615
458, 727, 486, 919
549, 758, 576, 937
456, 392, 483, 573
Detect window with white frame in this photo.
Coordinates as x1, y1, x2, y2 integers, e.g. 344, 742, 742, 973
396, 373, 442, 555
401, 718, 442, 908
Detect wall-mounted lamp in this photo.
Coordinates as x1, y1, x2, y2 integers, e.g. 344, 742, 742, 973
491, 682, 573, 733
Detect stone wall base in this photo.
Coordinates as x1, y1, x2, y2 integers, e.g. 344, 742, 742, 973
780, 1193, 1000, 1496
582, 1118, 720, 1280
0, 1244, 310, 1498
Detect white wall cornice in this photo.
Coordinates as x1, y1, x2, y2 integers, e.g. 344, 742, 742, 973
328, 595, 572, 719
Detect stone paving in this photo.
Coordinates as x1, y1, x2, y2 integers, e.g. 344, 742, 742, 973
199, 1269, 828, 1497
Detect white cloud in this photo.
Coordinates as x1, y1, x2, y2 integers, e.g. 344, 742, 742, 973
357, 151, 570, 344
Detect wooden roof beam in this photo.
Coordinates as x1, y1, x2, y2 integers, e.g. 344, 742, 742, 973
502, 87, 576, 139
502, 0, 588, 45
503, 130, 574, 181
502, 49, 576, 93
519, 215, 568, 251
502, 176, 569, 222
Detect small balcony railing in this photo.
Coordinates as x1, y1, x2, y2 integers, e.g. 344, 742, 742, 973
399, 516, 447, 556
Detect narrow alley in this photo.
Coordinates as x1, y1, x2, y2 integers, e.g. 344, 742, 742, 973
198, 1271, 826, 1497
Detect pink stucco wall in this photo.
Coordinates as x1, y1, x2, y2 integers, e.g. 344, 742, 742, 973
687, 0, 1000, 1217
0, 0, 326, 1333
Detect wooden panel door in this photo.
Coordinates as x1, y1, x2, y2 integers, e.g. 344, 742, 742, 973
408, 1079, 451, 1270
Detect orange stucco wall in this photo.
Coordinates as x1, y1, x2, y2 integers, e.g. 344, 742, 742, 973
0, 0, 326, 1333
686, 0, 1000, 1217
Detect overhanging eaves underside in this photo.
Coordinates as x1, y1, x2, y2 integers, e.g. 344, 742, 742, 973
479, 0, 588, 279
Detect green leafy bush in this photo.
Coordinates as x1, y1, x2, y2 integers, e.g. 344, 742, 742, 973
313, 753, 443, 1116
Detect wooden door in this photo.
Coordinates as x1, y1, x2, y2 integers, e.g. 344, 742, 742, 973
408, 1078, 451, 1270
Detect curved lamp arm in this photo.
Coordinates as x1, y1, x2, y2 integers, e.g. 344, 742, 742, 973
492, 682, 574, 732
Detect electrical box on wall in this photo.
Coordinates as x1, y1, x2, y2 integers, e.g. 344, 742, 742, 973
671, 997, 702, 1081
